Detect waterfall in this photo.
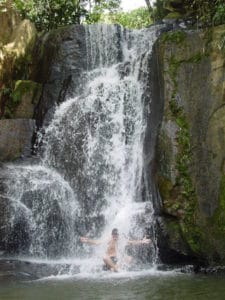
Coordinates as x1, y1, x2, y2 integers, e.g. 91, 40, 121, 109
1, 24, 161, 270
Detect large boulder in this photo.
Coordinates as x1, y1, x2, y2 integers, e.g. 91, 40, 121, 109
0, 1, 39, 120
31, 25, 87, 127
0, 195, 31, 255
0, 0, 20, 45
155, 25, 225, 265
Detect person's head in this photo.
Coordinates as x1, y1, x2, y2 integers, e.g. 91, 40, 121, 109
111, 228, 119, 240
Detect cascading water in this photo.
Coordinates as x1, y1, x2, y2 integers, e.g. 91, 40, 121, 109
1, 24, 161, 274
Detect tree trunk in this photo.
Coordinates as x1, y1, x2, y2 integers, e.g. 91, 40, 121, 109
145, 0, 152, 14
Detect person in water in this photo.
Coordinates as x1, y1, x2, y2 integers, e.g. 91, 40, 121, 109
80, 228, 151, 272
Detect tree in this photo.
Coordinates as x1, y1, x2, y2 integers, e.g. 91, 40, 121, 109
12, 0, 121, 31
145, 0, 152, 14
85, 0, 121, 24
149, 0, 225, 26
13, 0, 86, 30
105, 7, 152, 29
183, 0, 225, 26
150, 0, 168, 22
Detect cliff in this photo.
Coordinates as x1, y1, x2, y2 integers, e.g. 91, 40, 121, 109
155, 25, 225, 266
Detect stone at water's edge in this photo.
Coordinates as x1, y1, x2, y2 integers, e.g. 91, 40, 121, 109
155, 25, 225, 265
0, 119, 35, 161
0, 259, 79, 282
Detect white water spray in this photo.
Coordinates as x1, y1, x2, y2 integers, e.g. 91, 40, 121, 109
2, 24, 161, 275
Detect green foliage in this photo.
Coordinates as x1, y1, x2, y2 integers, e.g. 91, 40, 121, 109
0, 85, 13, 118
183, 0, 225, 26
12, 0, 121, 31
11, 80, 36, 103
0, 0, 7, 9
213, 2, 225, 25
151, 0, 167, 22
106, 7, 152, 29
161, 31, 186, 44
85, 0, 121, 24
12, 0, 84, 31
150, 0, 225, 27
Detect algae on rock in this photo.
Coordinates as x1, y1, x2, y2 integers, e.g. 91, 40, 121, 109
156, 25, 225, 265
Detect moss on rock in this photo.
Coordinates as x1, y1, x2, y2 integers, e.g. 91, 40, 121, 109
156, 25, 225, 265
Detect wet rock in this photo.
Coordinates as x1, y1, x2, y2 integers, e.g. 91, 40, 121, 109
32, 25, 87, 127
155, 25, 225, 264
0, 195, 31, 254
0, 259, 80, 282
156, 216, 198, 264
195, 265, 225, 275
0, 119, 35, 161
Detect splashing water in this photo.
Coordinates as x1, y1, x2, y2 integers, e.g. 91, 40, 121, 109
2, 24, 162, 276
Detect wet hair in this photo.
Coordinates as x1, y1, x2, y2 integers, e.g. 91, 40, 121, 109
112, 228, 119, 235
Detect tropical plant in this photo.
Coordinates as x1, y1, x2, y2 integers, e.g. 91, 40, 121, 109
105, 7, 152, 29
11, 0, 121, 31
86, 0, 121, 24
150, 0, 167, 22
150, 0, 225, 26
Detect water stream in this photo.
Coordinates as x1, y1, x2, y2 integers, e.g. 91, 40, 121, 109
1, 24, 162, 278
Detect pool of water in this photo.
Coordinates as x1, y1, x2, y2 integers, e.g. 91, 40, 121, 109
1, 266, 225, 300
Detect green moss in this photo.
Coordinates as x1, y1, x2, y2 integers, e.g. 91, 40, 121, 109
180, 222, 205, 254
158, 176, 174, 200
12, 80, 38, 103
187, 51, 207, 63
2, 80, 40, 119
161, 31, 187, 45
165, 12, 183, 19
158, 29, 225, 262
166, 219, 184, 243
209, 175, 225, 236
163, 43, 206, 256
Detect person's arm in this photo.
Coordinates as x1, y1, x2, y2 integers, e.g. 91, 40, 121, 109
80, 236, 102, 245
127, 237, 151, 246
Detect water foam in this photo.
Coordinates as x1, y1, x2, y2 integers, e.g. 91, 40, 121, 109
2, 24, 162, 276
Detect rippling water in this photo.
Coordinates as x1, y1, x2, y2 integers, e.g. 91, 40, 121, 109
1, 272, 225, 300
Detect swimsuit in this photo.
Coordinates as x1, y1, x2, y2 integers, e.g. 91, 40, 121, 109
110, 256, 118, 264
102, 256, 118, 271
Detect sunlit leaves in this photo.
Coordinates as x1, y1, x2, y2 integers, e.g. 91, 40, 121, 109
104, 7, 152, 29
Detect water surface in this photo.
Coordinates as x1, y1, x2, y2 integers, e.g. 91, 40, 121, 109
1, 270, 225, 300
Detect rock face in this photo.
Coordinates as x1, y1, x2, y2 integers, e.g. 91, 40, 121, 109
13, 80, 41, 119
0, 0, 20, 45
155, 25, 225, 265
0, 18, 38, 116
32, 25, 87, 127
0, 119, 35, 161
0, 2, 39, 160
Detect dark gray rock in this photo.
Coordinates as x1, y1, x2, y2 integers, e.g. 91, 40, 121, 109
0, 195, 31, 255
154, 25, 225, 264
32, 25, 87, 128
0, 119, 35, 161
0, 259, 80, 282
